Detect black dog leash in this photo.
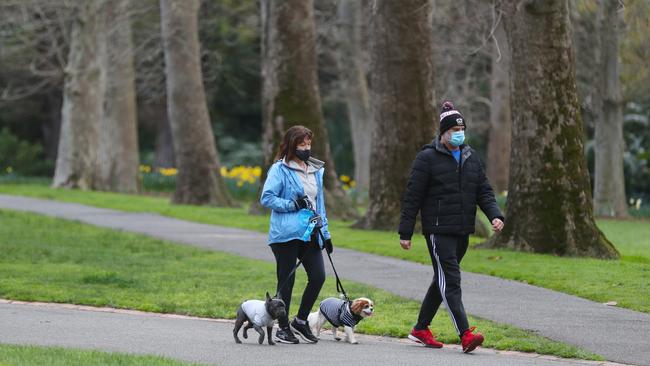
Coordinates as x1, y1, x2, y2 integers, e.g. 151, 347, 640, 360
274, 230, 349, 302
316, 228, 349, 302
274, 256, 305, 299
273, 203, 317, 298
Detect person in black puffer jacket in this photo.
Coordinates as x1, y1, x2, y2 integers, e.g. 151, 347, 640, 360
399, 101, 504, 354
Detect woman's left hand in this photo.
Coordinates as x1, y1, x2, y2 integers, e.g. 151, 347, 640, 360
324, 239, 333, 254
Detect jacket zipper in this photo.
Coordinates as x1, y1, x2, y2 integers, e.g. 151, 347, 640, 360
436, 199, 440, 226
458, 152, 464, 229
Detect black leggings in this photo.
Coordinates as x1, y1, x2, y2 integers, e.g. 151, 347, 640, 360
415, 233, 470, 337
270, 236, 325, 328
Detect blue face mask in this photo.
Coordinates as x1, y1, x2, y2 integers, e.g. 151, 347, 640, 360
449, 130, 465, 147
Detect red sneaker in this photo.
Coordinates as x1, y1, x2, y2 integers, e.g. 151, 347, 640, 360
408, 327, 443, 348
461, 327, 484, 353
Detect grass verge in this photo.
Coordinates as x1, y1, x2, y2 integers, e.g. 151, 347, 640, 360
0, 209, 600, 360
0, 344, 198, 366
0, 184, 648, 313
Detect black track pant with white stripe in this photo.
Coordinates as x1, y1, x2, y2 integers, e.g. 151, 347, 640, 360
415, 233, 469, 337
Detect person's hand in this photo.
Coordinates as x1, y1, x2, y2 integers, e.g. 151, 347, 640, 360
324, 239, 333, 254
294, 196, 310, 210
492, 218, 504, 232
400, 240, 412, 250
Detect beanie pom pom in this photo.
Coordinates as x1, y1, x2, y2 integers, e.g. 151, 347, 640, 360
442, 101, 455, 111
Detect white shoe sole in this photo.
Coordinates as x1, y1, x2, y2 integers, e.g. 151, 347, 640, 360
274, 335, 299, 344
290, 324, 317, 344
408, 334, 423, 344
408, 334, 443, 348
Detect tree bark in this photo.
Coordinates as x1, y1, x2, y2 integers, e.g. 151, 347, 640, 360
160, 0, 233, 206
138, 97, 175, 169
52, 1, 102, 190
96, 0, 140, 193
486, 0, 618, 259
153, 98, 175, 169
252, 0, 357, 219
42, 90, 62, 163
354, 0, 436, 230
486, 18, 511, 194
248, 0, 285, 216
593, 0, 628, 218
335, 0, 372, 195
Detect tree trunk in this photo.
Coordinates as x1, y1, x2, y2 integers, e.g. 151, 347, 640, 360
52, 2, 102, 190
153, 98, 175, 168
248, 0, 285, 216
593, 0, 628, 218
160, 0, 233, 206
41, 90, 62, 163
96, 0, 140, 193
335, 0, 372, 196
486, 19, 511, 194
252, 0, 357, 219
486, 0, 618, 259
354, 0, 436, 230
138, 97, 175, 169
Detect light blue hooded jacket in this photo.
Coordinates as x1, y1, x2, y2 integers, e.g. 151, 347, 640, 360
261, 158, 331, 246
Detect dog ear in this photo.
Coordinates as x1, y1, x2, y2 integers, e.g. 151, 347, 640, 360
266, 292, 271, 302
350, 299, 366, 314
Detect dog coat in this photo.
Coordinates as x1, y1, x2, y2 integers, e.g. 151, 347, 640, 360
319, 297, 360, 328
241, 300, 274, 327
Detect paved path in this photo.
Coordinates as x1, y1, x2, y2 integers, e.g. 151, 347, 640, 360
1, 194, 649, 365
0, 300, 628, 366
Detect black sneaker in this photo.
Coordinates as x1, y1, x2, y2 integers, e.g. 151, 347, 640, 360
290, 318, 318, 343
275, 327, 299, 344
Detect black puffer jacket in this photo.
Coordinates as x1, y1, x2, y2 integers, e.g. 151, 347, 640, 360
399, 139, 504, 239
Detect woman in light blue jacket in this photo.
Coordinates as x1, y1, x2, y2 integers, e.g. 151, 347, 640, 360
261, 125, 333, 345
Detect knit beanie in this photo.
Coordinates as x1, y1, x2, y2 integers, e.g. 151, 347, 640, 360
439, 101, 466, 138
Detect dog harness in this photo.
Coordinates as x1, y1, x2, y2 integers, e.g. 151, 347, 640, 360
241, 300, 274, 327
320, 297, 361, 328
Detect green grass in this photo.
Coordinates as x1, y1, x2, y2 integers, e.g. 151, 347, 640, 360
0, 344, 198, 366
335, 222, 650, 313
0, 209, 600, 360
1, 184, 649, 313
0, 184, 650, 312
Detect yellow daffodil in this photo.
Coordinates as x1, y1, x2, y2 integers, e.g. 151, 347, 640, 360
253, 166, 262, 177
158, 167, 178, 176
220, 166, 262, 186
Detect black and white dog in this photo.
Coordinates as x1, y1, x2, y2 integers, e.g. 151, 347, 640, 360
233, 292, 286, 345
308, 297, 374, 344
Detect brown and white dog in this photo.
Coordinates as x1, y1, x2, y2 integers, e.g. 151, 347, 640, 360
307, 297, 374, 344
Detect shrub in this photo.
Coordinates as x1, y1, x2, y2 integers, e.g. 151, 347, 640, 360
0, 128, 53, 176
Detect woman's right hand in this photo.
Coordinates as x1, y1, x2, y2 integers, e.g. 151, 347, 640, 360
400, 240, 411, 250
294, 196, 311, 210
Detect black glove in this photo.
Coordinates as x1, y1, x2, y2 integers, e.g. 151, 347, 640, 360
294, 196, 311, 210
324, 239, 333, 254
